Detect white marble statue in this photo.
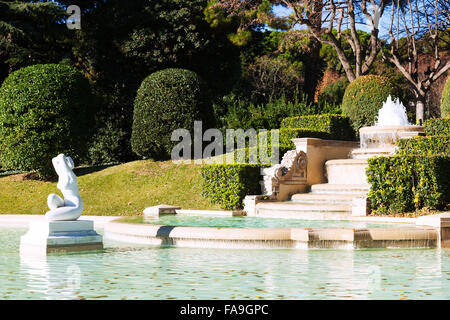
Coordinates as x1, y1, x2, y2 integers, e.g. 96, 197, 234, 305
45, 154, 83, 221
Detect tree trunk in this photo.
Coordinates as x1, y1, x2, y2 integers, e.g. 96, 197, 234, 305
303, 0, 323, 102
303, 36, 322, 102
416, 98, 425, 126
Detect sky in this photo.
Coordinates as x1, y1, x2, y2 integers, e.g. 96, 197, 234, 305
271, 4, 393, 40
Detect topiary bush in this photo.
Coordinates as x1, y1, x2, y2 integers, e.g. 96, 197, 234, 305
342, 75, 399, 132
441, 77, 450, 118
132, 68, 212, 160
0, 64, 95, 178
201, 164, 263, 210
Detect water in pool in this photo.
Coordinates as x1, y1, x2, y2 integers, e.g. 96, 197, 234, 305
118, 215, 405, 229
1, 226, 450, 300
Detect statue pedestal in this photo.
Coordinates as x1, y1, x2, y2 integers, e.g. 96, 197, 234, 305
20, 220, 103, 256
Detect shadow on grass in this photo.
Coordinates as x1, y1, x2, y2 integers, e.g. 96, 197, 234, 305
73, 163, 119, 177
0, 170, 26, 178
0, 163, 119, 180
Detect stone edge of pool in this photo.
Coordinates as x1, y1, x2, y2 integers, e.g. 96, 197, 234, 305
1, 214, 449, 250
103, 219, 441, 250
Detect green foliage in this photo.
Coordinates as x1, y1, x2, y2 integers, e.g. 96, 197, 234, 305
121, 0, 214, 68
228, 30, 253, 46
239, 30, 284, 66
201, 164, 263, 209
237, 29, 322, 104
342, 75, 399, 132
318, 78, 349, 106
320, 30, 372, 73
255, 128, 330, 163
87, 118, 130, 165
396, 136, 450, 157
0, 64, 95, 178
220, 128, 330, 166
281, 114, 355, 141
204, 0, 235, 30
245, 55, 303, 103
131, 68, 212, 159
367, 155, 450, 214
220, 114, 351, 166
218, 94, 309, 131
424, 118, 450, 136
216, 94, 341, 133
441, 78, 450, 118
0, 1, 70, 83
73, 0, 240, 165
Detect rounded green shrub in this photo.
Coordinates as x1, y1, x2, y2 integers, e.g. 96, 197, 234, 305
0, 64, 95, 178
441, 77, 450, 118
131, 68, 212, 159
342, 75, 399, 132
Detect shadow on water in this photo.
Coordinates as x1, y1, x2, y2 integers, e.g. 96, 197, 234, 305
156, 226, 176, 238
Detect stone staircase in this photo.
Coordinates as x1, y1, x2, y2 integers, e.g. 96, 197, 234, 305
252, 141, 382, 218
254, 163, 371, 219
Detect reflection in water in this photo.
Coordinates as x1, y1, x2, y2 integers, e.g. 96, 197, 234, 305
20, 252, 101, 300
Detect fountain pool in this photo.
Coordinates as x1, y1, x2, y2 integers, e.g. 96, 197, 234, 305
2, 226, 450, 300
120, 215, 402, 229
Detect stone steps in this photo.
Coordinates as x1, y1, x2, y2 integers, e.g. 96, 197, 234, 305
325, 159, 368, 185
310, 183, 370, 195
351, 147, 394, 159
255, 201, 352, 219
291, 193, 355, 205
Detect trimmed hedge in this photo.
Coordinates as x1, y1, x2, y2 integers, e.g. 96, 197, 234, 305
278, 128, 332, 148
396, 135, 450, 156
131, 68, 212, 160
342, 75, 399, 132
0, 64, 95, 178
258, 128, 331, 153
367, 155, 450, 214
424, 117, 450, 136
441, 77, 450, 118
280, 114, 355, 141
220, 128, 331, 166
201, 164, 263, 209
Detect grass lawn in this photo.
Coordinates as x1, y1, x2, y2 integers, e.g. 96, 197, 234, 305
0, 160, 221, 216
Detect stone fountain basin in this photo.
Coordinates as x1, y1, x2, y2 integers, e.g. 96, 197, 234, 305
104, 219, 438, 249
358, 125, 424, 151
360, 125, 424, 136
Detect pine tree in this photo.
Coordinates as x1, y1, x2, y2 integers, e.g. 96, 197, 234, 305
0, 0, 70, 83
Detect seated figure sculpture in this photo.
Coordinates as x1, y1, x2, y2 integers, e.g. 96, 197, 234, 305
45, 154, 83, 221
